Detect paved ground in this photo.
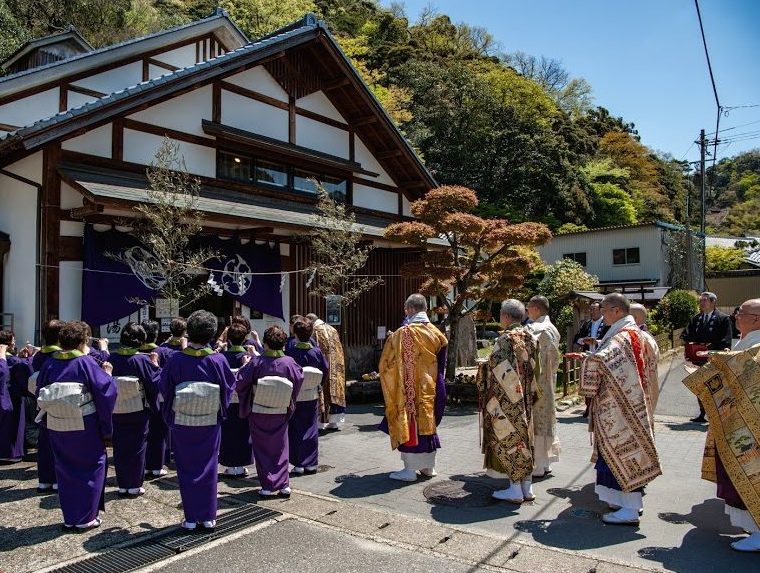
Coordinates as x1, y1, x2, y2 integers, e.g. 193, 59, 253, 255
1, 349, 755, 573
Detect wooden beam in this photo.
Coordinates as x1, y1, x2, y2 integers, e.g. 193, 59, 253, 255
0, 122, 20, 132
212, 82, 221, 123
142, 59, 149, 82
350, 116, 377, 127
376, 149, 404, 160
59, 85, 67, 113
220, 80, 289, 111
323, 77, 350, 91
41, 146, 62, 321
295, 106, 349, 131
70, 201, 104, 219
147, 58, 180, 72
59, 236, 83, 261
112, 118, 123, 161
288, 95, 296, 144
67, 84, 107, 99
123, 118, 216, 148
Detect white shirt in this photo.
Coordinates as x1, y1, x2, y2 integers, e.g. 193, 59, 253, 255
590, 317, 604, 339
734, 329, 760, 350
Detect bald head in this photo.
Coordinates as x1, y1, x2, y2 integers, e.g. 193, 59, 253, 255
737, 298, 760, 336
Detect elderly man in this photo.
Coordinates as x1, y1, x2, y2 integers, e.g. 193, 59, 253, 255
478, 299, 541, 503
682, 292, 733, 423
526, 295, 561, 478
574, 302, 609, 351
581, 293, 660, 525
379, 294, 448, 482
630, 303, 648, 331
305, 313, 346, 430
684, 298, 760, 551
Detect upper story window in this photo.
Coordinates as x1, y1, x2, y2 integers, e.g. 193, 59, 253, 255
613, 247, 640, 265
217, 150, 346, 202
563, 252, 587, 267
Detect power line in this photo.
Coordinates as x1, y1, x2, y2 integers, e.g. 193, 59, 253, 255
694, 0, 721, 195
706, 118, 760, 136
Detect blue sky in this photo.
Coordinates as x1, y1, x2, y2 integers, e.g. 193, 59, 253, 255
385, 0, 760, 167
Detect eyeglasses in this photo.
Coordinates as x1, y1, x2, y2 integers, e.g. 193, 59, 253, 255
737, 310, 760, 318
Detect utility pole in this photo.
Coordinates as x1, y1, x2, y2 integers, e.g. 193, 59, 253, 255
698, 129, 707, 291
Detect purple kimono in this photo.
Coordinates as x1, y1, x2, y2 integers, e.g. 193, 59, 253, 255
36, 352, 116, 526
31, 347, 61, 486
142, 344, 173, 471
109, 349, 161, 490
237, 352, 303, 492
285, 343, 329, 469
159, 348, 235, 523
219, 348, 254, 468
0, 355, 31, 460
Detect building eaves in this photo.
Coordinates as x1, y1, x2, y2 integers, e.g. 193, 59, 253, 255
552, 220, 704, 237
1, 26, 95, 71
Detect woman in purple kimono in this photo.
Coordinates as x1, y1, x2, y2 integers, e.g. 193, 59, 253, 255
159, 310, 235, 532
35, 321, 117, 531
159, 318, 187, 358
109, 323, 161, 497
219, 323, 254, 476
237, 325, 303, 498
0, 330, 32, 464
143, 318, 173, 477
30, 319, 64, 492
284, 317, 328, 475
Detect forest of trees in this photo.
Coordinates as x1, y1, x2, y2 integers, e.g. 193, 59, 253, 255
1, 0, 757, 235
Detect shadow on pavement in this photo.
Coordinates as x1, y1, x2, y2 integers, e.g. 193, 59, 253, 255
663, 421, 708, 432
512, 483, 645, 549
0, 523, 66, 551
638, 499, 756, 572
329, 471, 414, 498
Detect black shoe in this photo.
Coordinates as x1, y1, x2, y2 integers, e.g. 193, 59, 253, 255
690, 415, 707, 423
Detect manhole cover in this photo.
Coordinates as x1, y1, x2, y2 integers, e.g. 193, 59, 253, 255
423, 479, 498, 507
569, 508, 601, 520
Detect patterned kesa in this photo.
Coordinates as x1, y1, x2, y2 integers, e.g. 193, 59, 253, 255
477, 327, 540, 482
312, 321, 346, 419
683, 344, 760, 526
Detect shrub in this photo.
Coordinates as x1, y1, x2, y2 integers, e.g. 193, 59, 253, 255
654, 289, 698, 329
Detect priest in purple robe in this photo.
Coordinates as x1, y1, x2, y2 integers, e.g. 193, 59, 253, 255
219, 323, 254, 476
109, 322, 161, 497
0, 330, 32, 464
30, 319, 64, 492
159, 310, 235, 532
285, 317, 328, 475
35, 321, 117, 531
237, 325, 303, 498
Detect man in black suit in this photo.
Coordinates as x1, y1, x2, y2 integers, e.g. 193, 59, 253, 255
682, 291, 733, 423
573, 301, 610, 351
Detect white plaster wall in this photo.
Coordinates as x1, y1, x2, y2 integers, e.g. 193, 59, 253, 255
225, 66, 288, 102
60, 221, 85, 237
129, 86, 212, 138
67, 91, 99, 110
221, 91, 288, 141
296, 115, 349, 158
354, 135, 396, 186
296, 91, 346, 122
73, 62, 143, 94
353, 184, 398, 214
62, 123, 112, 157
123, 130, 216, 178
149, 64, 173, 80
61, 182, 83, 209
156, 43, 197, 69
0, 88, 59, 128
402, 195, 412, 217
59, 261, 82, 321
0, 153, 42, 342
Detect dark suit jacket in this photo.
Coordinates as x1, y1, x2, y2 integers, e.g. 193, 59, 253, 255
681, 310, 733, 350
573, 319, 610, 350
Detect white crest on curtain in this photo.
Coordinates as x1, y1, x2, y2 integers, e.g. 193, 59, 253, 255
124, 246, 167, 290
220, 254, 253, 296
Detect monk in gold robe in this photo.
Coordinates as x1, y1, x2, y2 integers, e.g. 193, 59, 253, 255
478, 299, 541, 504
306, 313, 346, 430
581, 293, 660, 526
379, 293, 448, 482
683, 298, 760, 552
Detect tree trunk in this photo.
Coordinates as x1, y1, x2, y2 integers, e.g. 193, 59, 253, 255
446, 314, 460, 383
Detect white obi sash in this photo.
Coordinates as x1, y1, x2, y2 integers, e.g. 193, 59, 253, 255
173, 381, 220, 426
298, 367, 322, 402
36, 382, 96, 432
28, 371, 39, 396
113, 376, 145, 414
229, 368, 240, 404
251, 376, 293, 415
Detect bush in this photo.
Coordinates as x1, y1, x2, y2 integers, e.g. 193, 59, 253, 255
538, 259, 598, 305
654, 289, 698, 329
554, 304, 575, 352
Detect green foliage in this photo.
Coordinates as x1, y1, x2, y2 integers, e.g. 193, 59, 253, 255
704, 150, 760, 235
654, 289, 698, 330
705, 245, 746, 272
538, 259, 598, 306
556, 223, 589, 234
591, 182, 637, 226
219, 0, 318, 40
555, 304, 575, 350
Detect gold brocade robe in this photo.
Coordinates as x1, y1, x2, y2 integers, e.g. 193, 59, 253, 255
379, 322, 448, 450
313, 321, 346, 421
477, 327, 541, 482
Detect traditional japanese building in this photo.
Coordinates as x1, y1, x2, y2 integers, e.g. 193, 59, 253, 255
0, 10, 435, 371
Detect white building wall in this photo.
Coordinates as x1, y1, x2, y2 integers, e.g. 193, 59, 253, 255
402, 195, 412, 217
353, 184, 398, 214
123, 129, 215, 178
59, 261, 83, 321
0, 88, 59, 128
296, 91, 346, 122
354, 136, 396, 187
129, 86, 213, 138
60, 221, 85, 237
67, 91, 99, 109
72, 62, 143, 95
537, 225, 666, 285
62, 123, 112, 157
225, 66, 288, 102
221, 91, 288, 141
60, 182, 83, 209
156, 43, 197, 69
0, 153, 42, 342
295, 116, 349, 158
